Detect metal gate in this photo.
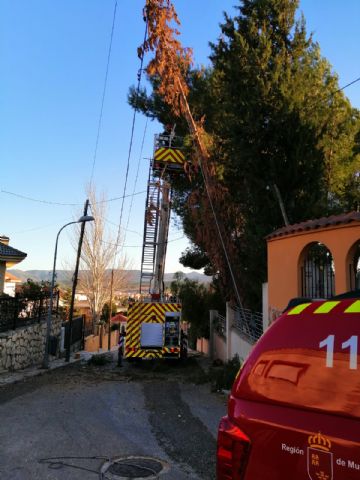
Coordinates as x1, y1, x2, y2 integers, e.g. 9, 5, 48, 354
64, 315, 85, 349
301, 244, 335, 298
349, 242, 360, 290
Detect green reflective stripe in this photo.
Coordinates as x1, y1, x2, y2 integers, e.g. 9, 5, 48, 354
287, 303, 312, 315
345, 300, 360, 313
314, 301, 340, 314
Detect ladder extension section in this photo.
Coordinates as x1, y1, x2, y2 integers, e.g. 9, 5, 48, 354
140, 163, 160, 294
140, 134, 183, 295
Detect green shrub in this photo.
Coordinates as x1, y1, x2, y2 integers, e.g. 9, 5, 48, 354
87, 353, 112, 366
210, 354, 241, 392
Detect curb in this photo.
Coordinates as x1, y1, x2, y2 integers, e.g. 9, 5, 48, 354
0, 354, 84, 387
0, 348, 120, 387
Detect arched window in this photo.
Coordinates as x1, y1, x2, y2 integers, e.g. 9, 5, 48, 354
348, 241, 360, 290
300, 243, 335, 298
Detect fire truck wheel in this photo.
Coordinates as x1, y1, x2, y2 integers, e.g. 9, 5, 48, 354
180, 348, 188, 361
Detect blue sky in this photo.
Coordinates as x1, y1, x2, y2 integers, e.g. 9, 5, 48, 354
1, 0, 360, 274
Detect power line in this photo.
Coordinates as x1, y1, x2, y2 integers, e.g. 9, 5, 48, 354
112, 20, 148, 266
89, 1, 118, 184
198, 161, 243, 307
336, 75, 360, 94
1, 190, 80, 206
13, 219, 71, 234
97, 190, 146, 204
1, 188, 146, 206
308, 74, 360, 110
103, 217, 143, 236
102, 235, 185, 248
175, 78, 244, 308
123, 117, 149, 246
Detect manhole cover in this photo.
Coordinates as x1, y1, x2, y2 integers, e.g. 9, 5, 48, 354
100, 456, 168, 480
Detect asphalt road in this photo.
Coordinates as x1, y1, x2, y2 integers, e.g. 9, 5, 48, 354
0, 357, 227, 480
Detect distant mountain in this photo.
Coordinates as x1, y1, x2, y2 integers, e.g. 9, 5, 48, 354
8, 270, 57, 283
9, 269, 212, 286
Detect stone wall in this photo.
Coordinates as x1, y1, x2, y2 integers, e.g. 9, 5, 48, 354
0, 315, 62, 372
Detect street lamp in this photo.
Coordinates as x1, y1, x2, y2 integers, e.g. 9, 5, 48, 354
42, 214, 94, 369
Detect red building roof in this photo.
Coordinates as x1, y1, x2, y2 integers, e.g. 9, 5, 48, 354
266, 211, 360, 240
111, 312, 128, 323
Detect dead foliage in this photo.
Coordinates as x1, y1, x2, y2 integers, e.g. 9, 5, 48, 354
140, 0, 193, 116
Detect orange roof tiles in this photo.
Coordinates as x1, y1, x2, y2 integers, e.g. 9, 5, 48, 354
266, 211, 360, 240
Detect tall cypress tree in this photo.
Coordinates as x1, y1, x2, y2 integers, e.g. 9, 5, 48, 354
201, 0, 359, 307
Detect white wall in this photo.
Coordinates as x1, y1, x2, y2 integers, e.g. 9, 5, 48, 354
75, 293, 88, 301
211, 328, 254, 364
229, 328, 253, 363
213, 334, 226, 362
262, 282, 269, 331
209, 304, 255, 364
4, 281, 16, 297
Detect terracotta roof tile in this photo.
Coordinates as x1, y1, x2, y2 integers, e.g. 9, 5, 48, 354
111, 313, 128, 323
5, 272, 22, 282
266, 211, 360, 240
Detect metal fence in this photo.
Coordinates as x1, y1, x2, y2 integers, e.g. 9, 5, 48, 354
232, 305, 263, 344
64, 315, 84, 348
214, 313, 226, 338
0, 292, 59, 333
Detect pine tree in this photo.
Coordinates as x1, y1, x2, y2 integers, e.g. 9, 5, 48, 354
199, 0, 359, 307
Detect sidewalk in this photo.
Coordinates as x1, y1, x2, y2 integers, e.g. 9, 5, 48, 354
0, 350, 97, 387
0, 348, 209, 387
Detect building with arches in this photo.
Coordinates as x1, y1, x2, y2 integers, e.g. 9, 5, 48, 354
266, 212, 360, 324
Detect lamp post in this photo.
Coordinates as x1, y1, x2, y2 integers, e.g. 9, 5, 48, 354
42, 214, 94, 369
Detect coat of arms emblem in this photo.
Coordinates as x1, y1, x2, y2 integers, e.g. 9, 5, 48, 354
307, 432, 333, 480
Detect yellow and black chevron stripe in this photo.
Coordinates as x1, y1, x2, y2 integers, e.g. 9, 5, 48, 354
154, 147, 185, 165
163, 347, 180, 354
125, 347, 180, 359
286, 299, 360, 315
125, 302, 181, 359
126, 349, 162, 359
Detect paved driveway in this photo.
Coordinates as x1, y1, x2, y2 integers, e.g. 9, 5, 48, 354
0, 358, 227, 479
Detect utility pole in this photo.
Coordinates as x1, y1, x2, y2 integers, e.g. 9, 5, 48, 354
272, 184, 290, 226
108, 269, 114, 351
65, 199, 89, 362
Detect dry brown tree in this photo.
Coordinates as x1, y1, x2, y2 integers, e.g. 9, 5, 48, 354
140, 0, 243, 305
76, 186, 130, 332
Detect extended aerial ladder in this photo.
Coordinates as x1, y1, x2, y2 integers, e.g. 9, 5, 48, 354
139, 159, 161, 295
139, 134, 178, 297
